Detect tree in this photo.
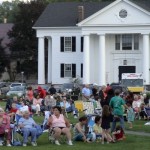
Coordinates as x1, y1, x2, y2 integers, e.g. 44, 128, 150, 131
8, 0, 48, 78
0, 38, 10, 78
0, 0, 20, 23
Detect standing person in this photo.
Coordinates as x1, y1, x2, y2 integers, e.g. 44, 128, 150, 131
82, 84, 91, 102
92, 83, 99, 100
126, 103, 135, 129
109, 89, 127, 132
26, 86, 34, 102
99, 85, 107, 107
101, 105, 114, 144
49, 85, 56, 95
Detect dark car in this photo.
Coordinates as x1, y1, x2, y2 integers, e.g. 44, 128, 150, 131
110, 83, 127, 93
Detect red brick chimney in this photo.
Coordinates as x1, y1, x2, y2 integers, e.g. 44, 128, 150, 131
78, 6, 84, 23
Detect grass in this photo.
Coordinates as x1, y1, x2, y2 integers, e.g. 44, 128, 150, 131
1, 101, 150, 150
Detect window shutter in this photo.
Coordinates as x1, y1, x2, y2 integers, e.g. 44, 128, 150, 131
60, 64, 64, 78
72, 37, 76, 52
72, 64, 76, 78
60, 37, 64, 52
81, 37, 84, 52
81, 63, 83, 78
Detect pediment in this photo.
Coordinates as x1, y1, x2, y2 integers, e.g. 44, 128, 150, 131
78, 0, 150, 26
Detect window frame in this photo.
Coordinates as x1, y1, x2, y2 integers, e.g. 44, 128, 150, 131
115, 34, 139, 51
64, 37, 72, 52
64, 64, 72, 78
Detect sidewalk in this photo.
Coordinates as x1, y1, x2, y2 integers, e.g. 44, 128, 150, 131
126, 130, 150, 137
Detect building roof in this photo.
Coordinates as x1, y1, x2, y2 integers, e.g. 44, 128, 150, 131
33, 0, 150, 28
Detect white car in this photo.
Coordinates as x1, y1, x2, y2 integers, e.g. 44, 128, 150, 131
10, 83, 26, 89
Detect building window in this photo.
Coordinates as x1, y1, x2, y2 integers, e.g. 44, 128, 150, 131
64, 37, 72, 52
60, 64, 76, 78
122, 34, 132, 50
115, 34, 139, 51
64, 64, 72, 77
119, 9, 127, 18
60, 37, 76, 52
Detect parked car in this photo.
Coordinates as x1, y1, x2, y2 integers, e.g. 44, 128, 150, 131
6, 86, 26, 97
0, 82, 7, 88
110, 83, 127, 93
61, 83, 74, 93
9, 83, 27, 89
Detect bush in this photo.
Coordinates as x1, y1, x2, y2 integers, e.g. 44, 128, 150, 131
146, 92, 150, 98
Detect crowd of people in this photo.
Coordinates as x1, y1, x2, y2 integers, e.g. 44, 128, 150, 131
0, 83, 150, 146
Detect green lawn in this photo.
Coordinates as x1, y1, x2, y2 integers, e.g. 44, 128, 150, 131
1, 101, 150, 150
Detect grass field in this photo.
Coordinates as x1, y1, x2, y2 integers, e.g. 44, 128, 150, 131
1, 101, 150, 150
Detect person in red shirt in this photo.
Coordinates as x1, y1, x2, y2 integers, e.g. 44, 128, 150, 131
38, 86, 46, 99
9, 103, 18, 123
112, 125, 125, 141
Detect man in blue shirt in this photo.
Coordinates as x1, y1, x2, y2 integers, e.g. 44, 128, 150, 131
82, 84, 91, 101
60, 96, 78, 118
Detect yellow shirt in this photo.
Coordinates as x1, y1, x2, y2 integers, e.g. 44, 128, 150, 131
93, 124, 102, 134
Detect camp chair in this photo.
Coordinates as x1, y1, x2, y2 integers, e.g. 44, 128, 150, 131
83, 102, 94, 115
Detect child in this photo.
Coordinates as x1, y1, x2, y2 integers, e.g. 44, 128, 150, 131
127, 103, 135, 128
93, 116, 102, 142
74, 116, 93, 143
112, 125, 125, 141
101, 105, 114, 144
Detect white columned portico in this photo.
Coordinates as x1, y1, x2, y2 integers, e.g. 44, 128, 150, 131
98, 34, 106, 86
38, 37, 45, 84
143, 34, 150, 84
47, 37, 52, 83
83, 35, 90, 84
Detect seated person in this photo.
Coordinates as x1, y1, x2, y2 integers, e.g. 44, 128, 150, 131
112, 125, 125, 142
18, 111, 37, 147
0, 107, 11, 146
32, 95, 42, 116
73, 116, 93, 143
60, 96, 78, 118
47, 106, 73, 146
93, 116, 102, 142
9, 102, 18, 123
140, 103, 148, 120
44, 94, 56, 111
16, 101, 30, 123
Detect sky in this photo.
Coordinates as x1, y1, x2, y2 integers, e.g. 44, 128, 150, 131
0, 0, 29, 3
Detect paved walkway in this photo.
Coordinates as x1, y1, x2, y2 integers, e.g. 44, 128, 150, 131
126, 130, 150, 137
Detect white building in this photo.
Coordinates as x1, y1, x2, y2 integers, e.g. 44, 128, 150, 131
33, 0, 150, 85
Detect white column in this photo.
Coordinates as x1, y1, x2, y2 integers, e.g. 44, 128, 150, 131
98, 34, 106, 86
38, 37, 45, 84
83, 35, 90, 84
143, 34, 150, 84
47, 37, 52, 83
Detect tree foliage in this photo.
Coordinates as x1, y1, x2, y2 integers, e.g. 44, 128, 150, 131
7, 0, 47, 77
0, 0, 20, 23
0, 38, 10, 77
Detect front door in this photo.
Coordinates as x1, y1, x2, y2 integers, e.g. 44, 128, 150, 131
118, 66, 136, 82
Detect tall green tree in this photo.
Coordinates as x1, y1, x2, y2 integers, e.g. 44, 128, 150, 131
0, 38, 10, 78
7, 0, 47, 78
0, 0, 20, 23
